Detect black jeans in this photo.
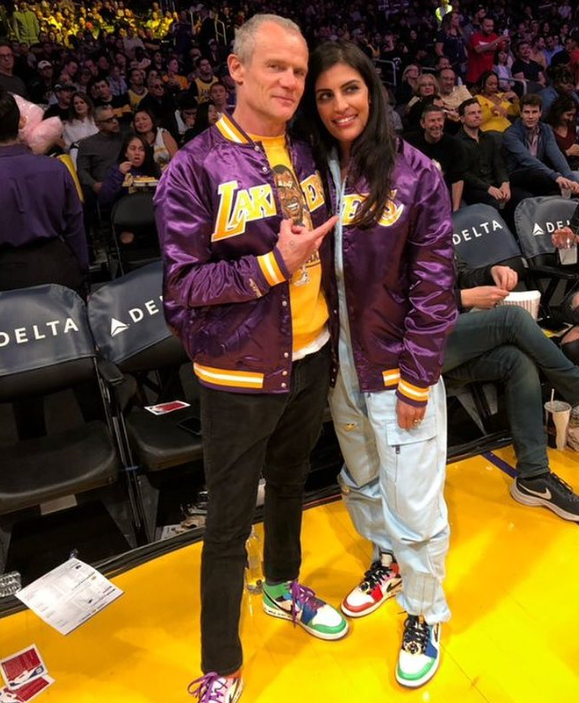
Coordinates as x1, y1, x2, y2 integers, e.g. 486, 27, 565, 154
199, 344, 331, 675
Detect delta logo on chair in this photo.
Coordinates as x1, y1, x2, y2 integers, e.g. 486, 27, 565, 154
108, 296, 164, 337
452, 218, 504, 246
531, 218, 571, 237
0, 317, 80, 347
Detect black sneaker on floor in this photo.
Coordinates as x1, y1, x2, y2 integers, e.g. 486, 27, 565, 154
510, 472, 579, 521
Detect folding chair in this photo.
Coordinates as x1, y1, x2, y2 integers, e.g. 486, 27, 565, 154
0, 285, 138, 574
87, 262, 204, 542
110, 192, 160, 276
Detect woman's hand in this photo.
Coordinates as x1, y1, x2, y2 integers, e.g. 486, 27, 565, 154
119, 161, 132, 174
396, 398, 426, 430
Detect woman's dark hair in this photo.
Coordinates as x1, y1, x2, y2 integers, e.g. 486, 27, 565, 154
186, 100, 216, 139
117, 133, 160, 178
546, 95, 577, 127
476, 70, 498, 94
68, 91, 94, 121
0, 88, 20, 143
301, 40, 395, 229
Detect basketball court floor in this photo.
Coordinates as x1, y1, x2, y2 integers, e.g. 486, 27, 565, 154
0, 445, 578, 702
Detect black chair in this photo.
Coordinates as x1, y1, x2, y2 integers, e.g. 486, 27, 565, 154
110, 192, 160, 276
452, 203, 526, 280
514, 196, 579, 321
0, 285, 138, 574
87, 262, 204, 542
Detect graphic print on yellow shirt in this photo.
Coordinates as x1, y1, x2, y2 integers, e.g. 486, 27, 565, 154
251, 134, 328, 354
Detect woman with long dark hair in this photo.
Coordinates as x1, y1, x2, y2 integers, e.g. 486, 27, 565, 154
546, 95, 579, 171
301, 41, 456, 688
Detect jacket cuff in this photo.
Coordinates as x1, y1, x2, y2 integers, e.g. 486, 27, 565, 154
257, 248, 290, 287
396, 377, 430, 408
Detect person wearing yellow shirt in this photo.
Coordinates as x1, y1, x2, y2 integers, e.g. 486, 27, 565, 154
475, 70, 520, 132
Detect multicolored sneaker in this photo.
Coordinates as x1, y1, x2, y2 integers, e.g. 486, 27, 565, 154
262, 580, 348, 640
341, 553, 402, 618
188, 672, 243, 703
396, 615, 441, 688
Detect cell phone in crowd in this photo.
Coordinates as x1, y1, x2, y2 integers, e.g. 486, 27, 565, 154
178, 416, 202, 437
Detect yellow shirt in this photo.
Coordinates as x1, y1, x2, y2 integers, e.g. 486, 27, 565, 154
476, 93, 520, 132
250, 134, 329, 355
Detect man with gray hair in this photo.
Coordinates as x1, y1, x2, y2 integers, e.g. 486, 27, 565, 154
155, 14, 346, 703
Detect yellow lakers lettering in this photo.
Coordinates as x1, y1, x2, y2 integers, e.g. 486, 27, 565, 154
340, 190, 404, 228
212, 181, 276, 241
300, 172, 325, 213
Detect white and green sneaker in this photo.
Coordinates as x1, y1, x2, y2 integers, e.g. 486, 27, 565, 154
396, 615, 441, 688
262, 580, 348, 641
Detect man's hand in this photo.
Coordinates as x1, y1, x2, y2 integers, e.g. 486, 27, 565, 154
552, 226, 578, 249
490, 265, 517, 290
461, 286, 509, 309
92, 182, 103, 193
396, 397, 426, 430
277, 216, 338, 274
499, 182, 511, 202
488, 185, 504, 201
556, 176, 579, 194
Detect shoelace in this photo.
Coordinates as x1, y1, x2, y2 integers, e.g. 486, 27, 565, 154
402, 616, 430, 655
188, 672, 230, 702
289, 581, 323, 625
360, 561, 392, 591
549, 473, 579, 502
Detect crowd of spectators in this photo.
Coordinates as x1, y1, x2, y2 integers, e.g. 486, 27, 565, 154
0, 0, 578, 254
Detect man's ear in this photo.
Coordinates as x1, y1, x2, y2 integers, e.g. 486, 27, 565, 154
228, 53, 244, 85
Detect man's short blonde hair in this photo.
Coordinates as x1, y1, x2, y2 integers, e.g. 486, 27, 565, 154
233, 14, 303, 64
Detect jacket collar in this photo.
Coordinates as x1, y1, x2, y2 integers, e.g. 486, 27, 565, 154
215, 112, 253, 144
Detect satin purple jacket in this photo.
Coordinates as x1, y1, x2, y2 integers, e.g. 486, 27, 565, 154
326, 140, 458, 407
154, 113, 331, 394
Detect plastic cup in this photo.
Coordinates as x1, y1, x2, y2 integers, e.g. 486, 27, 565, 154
544, 400, 571, 451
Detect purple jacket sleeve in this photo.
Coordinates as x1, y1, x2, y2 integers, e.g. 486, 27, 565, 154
397, 164, 458, 406
98, 166, 126, 210
154, 151, 290, 309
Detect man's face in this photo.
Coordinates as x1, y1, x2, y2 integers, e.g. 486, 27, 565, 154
521, 104, 541, 129
545, 35, 555, 51
95, 80, 111, 100
209, 84, 227, 108
150, 80, 165, 99
481, 18, 494, 36
96, 108, 120, 134
422, 110, 445, 142
0, 46, 14, 74
130, 69, 144, 87
181, 106, 197, 127
40, 64, 53, 79
461, 102, 482, 129
518, 43, 531, 60
439, 69, 455, 94
556, 75, 575, 94
198, 58, 213, 79
437, 57, 451, 71
228, 21, 308, 133
56, 87, 73, 107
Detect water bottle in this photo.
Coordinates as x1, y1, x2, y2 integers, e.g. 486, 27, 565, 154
245, 527, 263, 594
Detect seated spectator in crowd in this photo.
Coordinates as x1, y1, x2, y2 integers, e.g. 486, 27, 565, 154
495, 48, 514, 91
444, 258, 579, 521
191, 56, 218, 103
397, 63, 419, 104
108, 64, 128, 97
123, 25, 144, 59
406, 73, 439, 114
138, 75, 179, 139
435, 12, 467, 76
466, 16, 504, 86
43, 81, 74, 120
438, 67, 472, 121
182, 99, 219, 144
540, 66, 579, 118
475, 70, 520, 132
529, 36, 548, 72
91, 76, 131, 123
550, 33, 578, 70
61, 91, 98, 152
512, 40, 546, 89
503, 93, 579, 197
0, 41, 29, 98
405, 74, 443, 129
28, 59, 54, 104
174, 93, 197, 141
543, 34, 563, 67
547, 96, 579, 171
60, 58, 79, 86
76, 104, 124, 199
131, 46, 152, 72
98, 134, 160, 239
406, 103, 465, 211
163, 57, 188, 93
0, 87, 87, 293
457, 97, 513, 208
127, 67, 147, 110
208, 80, 231, 116
132, 107, 177, 171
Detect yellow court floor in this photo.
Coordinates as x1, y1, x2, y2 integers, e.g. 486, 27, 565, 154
1, 446, 579, 703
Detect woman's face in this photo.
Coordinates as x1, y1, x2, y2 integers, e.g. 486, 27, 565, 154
133, 111, 154, 133
484, 74, 499, 94
208, 104, 219, 124
126, 138, 145, 168
562, 108, 577, 125
314, 62, 370, 149
168, 58, 178, 73
73, 96, 88, 117
406, 65, 419, 81
418, 77, 436, 97
498, 50, 508, 64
